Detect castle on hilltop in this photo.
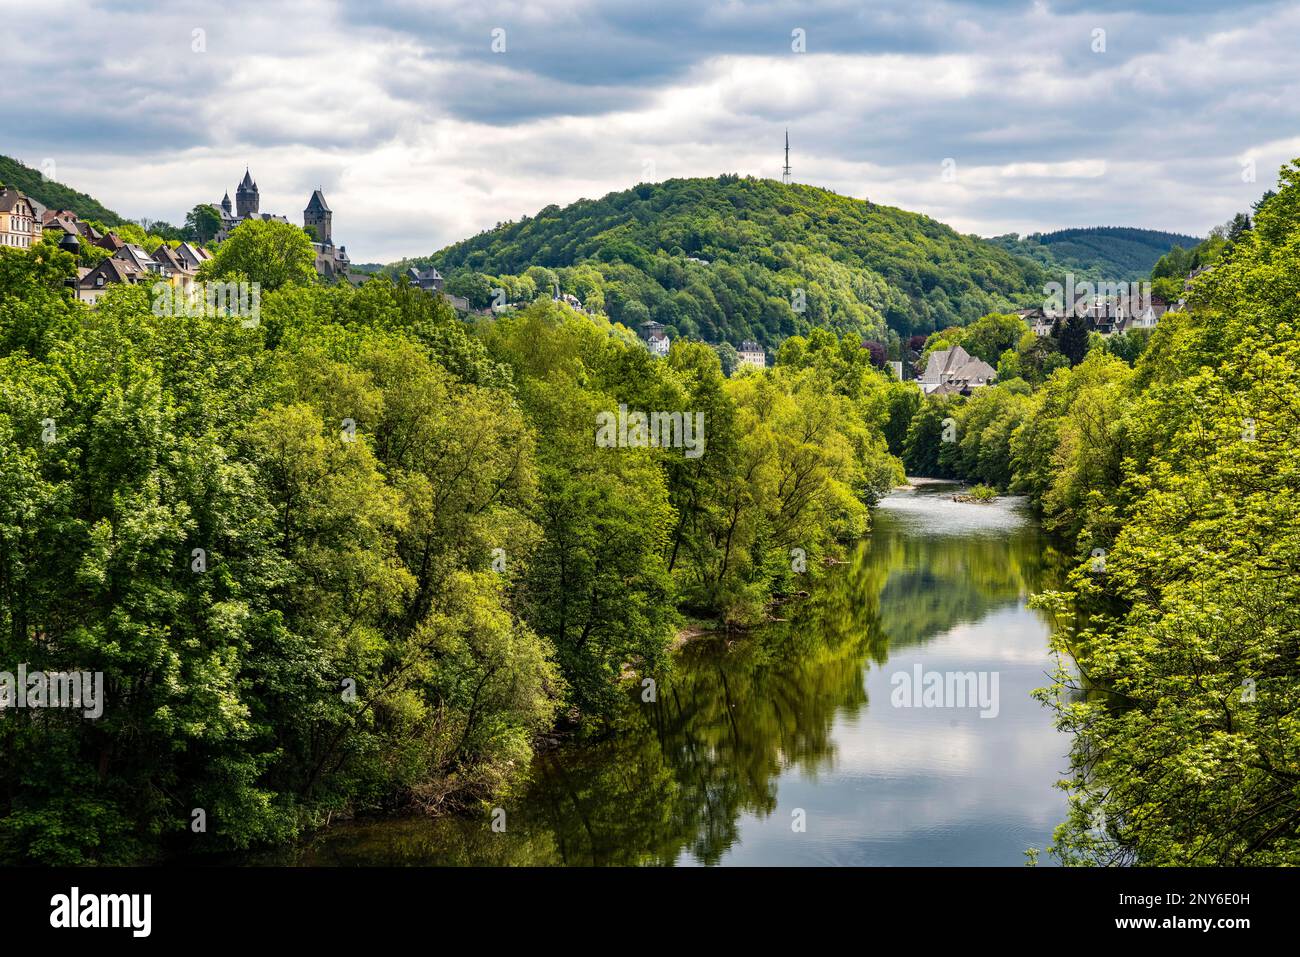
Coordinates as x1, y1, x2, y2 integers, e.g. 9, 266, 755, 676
215, 170, 351, 280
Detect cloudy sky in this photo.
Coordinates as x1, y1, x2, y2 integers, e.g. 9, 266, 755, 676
4, 0, 1297, 263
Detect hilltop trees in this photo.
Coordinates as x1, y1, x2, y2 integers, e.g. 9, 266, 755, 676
184, 203, 223, 244
200, 219, 317, 290
394, 175, 1046, 347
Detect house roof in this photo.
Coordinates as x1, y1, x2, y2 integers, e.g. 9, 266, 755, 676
81, 256, 141, 288
114, 244, 158, 271
0, 188, 32, 213
44, 216, 79, 235
151, 245, 192, 272
919, 344, 996, 384
175, 242, 211, 265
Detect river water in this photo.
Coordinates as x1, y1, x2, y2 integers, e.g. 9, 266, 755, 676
257, 480, 1074, 866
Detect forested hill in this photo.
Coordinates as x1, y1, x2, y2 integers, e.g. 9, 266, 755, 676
987, 226, 1202, 283
401, 175, 1051, 346
0, 154, 123, 225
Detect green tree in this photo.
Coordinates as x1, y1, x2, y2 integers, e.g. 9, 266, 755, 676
200, 219, 317, 291
184, 203, 223, 244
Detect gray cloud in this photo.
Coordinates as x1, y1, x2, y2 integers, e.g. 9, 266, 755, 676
4, 0, 1295, 262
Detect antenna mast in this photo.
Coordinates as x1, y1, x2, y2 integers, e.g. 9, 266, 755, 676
783, 130, 791, 185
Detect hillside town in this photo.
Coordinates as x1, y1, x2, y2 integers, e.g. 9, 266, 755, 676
0, 172, 355, 303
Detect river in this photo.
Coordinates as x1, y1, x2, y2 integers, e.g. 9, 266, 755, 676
253, 480, 1074, 866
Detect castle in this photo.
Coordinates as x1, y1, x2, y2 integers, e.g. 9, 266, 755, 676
216, 170, 350, 280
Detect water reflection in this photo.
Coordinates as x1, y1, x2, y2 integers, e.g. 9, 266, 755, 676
256, 482, 1074, 866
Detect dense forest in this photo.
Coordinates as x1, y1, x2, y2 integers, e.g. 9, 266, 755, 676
0, 218, 914, 863
900, 162, 1300, 864
392, 175, 1050, 348
988, 226, 1200, 284
0, 154, 123, 226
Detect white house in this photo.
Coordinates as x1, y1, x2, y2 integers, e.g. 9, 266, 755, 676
737, 340, 766, 369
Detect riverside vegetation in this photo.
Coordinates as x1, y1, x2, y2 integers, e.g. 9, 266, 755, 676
900, 161, 1300, 865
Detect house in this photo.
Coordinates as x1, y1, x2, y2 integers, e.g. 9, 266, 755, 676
27, 198, 46, 238
1073, 292, 1169, 336
638, 320, 670, 356
115, 244, 162, 275
77, 255, 146, 305
737, 340, 766, 369
405, 265, 444, 292
174, 242, 212, 271
917, 344, 996, 395
1112, 295, 1168, 334
93, 229, 125, 254
1016, 306, 1054, 337
151, 244, 202, 297
0, 188, 41, 249
42, 209, 81, 240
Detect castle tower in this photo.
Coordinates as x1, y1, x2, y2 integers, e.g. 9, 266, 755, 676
235, 169, 259, 218
221, 192, 232, 216
304, 189, 332, 245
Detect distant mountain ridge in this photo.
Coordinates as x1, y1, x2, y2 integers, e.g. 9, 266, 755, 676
0, 154, 123, 225
986, 226, 1202, 283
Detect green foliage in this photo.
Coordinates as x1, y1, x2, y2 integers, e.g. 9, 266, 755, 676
0, 243, 81, 357
200, 219, 317, 291
1021, 161, 1300, 865
398, 176, 1048, 346
989, 226, 1201, 283
955, 312, 1027, 365
0, 154, 123, 224
185, 204, 223, 244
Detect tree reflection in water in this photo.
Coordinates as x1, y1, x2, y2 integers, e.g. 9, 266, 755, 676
259, 484, 1071, 866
